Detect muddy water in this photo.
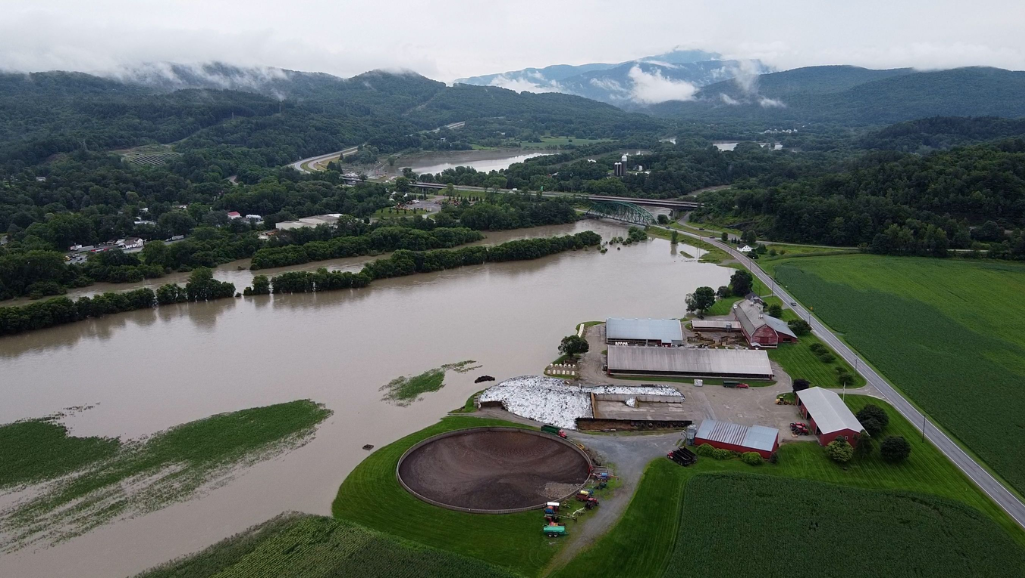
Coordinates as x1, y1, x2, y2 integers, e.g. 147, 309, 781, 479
0, 221, 729, 577
403, 149, 551, 175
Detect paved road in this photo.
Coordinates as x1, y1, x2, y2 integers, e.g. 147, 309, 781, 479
674, 227, 1025, 530
289, 146, 360, 173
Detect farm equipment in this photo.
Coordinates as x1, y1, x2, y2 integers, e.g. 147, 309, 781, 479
575, 490, 599, 509
541, 425, 567, 438
667, 447, 698, 467
775, 394, 796, 405
790, 422, 810, 436
545, 501, 560, 512
543, 524, 566, 538
544, 513, 561, 524
723, 380, 740, 388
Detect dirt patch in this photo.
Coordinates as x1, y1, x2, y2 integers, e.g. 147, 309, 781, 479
397, 428, 590, 512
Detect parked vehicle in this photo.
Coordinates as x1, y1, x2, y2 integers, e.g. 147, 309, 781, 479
668, 447, 698, 467
575, 490, 599, 508
541, 425, 567, 438
543, 525, 566, 537
735, 383, 750, 389
790, 422, 810, 435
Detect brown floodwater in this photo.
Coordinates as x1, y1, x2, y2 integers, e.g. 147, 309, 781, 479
0, 221, 728, 577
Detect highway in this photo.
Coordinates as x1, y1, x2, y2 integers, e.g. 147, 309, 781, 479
289, 146, 360, 173
675, 227, 1025, 530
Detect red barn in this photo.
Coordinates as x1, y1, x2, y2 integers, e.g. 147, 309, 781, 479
796, 387, 863, 447
733, 300, 798, 348
694, 419, 780, 458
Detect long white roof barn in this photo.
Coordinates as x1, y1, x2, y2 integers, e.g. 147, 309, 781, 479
796, 387, 863, 434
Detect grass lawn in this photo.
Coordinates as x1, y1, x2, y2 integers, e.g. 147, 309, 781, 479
332, 416, 561, 577
553, 395, 1025, 578
762, 254, 1025, 496
519, 137, 612, 149
768, 333, 866, 388
137, 513, 518, 578
664, 474, 1025, 577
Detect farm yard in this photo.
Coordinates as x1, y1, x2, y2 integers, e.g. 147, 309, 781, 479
551, 395, 1025, 578
665, 474, 1025, 578
763, 255, 1025, 496
136, 514, 518, 578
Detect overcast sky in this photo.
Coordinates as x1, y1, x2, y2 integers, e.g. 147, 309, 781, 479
3, 0, 1025, 80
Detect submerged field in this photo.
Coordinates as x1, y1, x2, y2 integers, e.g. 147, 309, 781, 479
762, 255, 1025, 495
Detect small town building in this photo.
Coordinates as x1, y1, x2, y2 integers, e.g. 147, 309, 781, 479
796, 387, 863, 447
733, 300, 798, 348
275, 213, 342, 231
245, 214, 263, 224
227, 211, 242, 220
606, 345, 773, 380
694, 419, 780, 458
606, 318, 684, 347
738, 245, 753, 253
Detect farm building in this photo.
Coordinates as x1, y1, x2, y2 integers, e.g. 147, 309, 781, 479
694, 419, 780, 458
733, 300, 798, 348
606, 345, 773, 380
606, 318, 684, 346
691, 319, 740, 332
796, 387, 863, 447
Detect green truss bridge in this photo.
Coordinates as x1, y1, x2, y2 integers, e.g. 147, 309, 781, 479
584, 200, 658, 225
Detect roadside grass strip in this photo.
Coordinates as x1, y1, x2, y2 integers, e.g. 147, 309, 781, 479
0, 400, 331, 551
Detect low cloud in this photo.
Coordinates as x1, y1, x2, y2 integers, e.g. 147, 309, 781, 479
627, 65, 698, 104
729, 59, 764, 94
719, 93, 740, 105
758, 96, 786, 108
488, 74, 563, 93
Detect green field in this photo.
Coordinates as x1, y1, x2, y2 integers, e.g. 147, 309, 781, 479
332, 416, 559, 577
553, 395, 1025, 578
762, 255, 1025, 495
518, 137, 612, 149
664, 474, 1025, 577
1, 401, 331, 549
137, 514, 518, 578
768, 332, 866, 388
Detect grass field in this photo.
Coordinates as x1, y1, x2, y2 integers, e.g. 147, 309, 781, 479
381, 361, 479, 405
137, 513, 518, 578
664, 474, 1025, 577
553, 395, 1025, 578
768, 332, 866, 388
332, 416, 561, 577
762, 255, 1025, 496
519, 137, 612, 149
0, 420, 119, 489
1, 401, 331, 550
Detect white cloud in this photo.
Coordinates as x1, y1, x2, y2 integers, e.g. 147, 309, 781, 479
758, 96, 786, 108
488, 75, 563, 93
719, 93, 740, 105
627, 65, 698, 104
589, 77, 629, 93
728, 59, 764, 94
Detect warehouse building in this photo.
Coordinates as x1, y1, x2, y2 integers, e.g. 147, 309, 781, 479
606, 318, 684, 347
796, 387, 863, 447
694, 419, 780, 458
691, 319, 740, 332
733, 300, 798, 348
606, 345, 773, 380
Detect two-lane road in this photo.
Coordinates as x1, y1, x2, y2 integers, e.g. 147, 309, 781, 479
675, 228, 1025, 530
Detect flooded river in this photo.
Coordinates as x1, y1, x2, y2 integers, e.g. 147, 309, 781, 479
0, 221, 730, 577
402, 149, 551, 175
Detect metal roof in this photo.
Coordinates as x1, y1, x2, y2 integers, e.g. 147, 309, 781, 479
797, 387, 863, 434
606, 345, 773, 379
695, 419, 779, 452
691, 319, 738, 330
606, 318, 684, 345
762, 315, 798, 339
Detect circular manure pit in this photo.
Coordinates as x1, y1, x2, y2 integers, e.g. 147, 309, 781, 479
396, 427, 592, 513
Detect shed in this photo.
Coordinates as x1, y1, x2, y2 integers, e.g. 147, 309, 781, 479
796, 387, 863, 447
691, 319, 740, 332
733, 300, 798, 348
606, 345, 773, 380
694, 419, 780, 458
606, 318, 684, 347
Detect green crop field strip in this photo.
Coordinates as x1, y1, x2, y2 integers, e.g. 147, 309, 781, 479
762, 255, 1025, 495
665, 474, 1025, 577
332, 416, 560, 577
768, 332, 866, 388
553, 395, 1025, 578
0, 400, 331, 550
137, 513, 518, 578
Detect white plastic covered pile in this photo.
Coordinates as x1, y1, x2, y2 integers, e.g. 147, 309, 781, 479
478, 375, 682, 430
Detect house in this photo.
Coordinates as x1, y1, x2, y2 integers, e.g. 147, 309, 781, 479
605, 318, 684, 347
123, 237, 144, 250
738, 245, 753, 253
275, 213, 342, 231
796, 387, 863, 447
245, 214, 263, 224
733, 300, 798, 348
694, 419, 780, 458
35, 176, 47, 182
227, 211, 242, 220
